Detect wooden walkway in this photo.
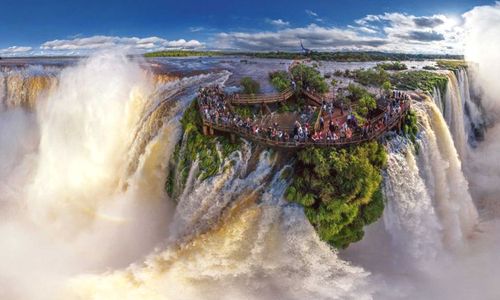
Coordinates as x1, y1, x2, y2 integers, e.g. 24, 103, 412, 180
228, 87, 294, 105
200, 99, 410, 149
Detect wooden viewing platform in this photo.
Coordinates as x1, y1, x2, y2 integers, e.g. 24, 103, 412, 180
202, 110, 407, 149
199, 88, 411, 149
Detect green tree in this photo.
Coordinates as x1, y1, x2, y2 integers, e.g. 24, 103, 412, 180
358, 94, 377, 117
240, 77, 261, 94
347, 83, 368, 101
382, 80, 392, 94
269, 71, 291, 92
290, 64, 328, 93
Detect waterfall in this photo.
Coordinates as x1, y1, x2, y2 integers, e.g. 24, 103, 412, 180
382, 97, 478, 260
433, 69, 485, 161
383, 137, 444, 268
456, 68, 484, 147
0, 67, 59, 109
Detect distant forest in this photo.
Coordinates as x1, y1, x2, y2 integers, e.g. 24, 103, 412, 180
144, 50, 463, 61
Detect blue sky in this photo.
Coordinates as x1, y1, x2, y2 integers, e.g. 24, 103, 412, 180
0, 0, 495, 56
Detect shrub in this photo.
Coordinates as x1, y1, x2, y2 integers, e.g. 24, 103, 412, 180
353, 67, 390, 87
269, 71, 291, 92
290, 64, 328, 93
358, 94, 377, 117
240, 77, 261, 94
377, 61, 408, 71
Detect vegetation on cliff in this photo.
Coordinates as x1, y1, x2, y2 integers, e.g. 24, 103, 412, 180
436, 60, 468, 71
348, 66, 448, 95
285, 142, 387, 249
390, 70, 448, 94
166, 100, 240, 198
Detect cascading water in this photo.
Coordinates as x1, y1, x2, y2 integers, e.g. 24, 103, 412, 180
414, 98, 478, 247
378, 95, 477, 262
382, 136, 444, 269
432, 69, 484, 161
0, 66, 59, 110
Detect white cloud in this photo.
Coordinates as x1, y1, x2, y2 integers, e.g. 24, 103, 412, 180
267, 19, 290, 27
40, 35, 203, 53
305, 10, 318, 17
354, 12, 462, 46
189, 26, 205, 32
214, 11, 464, 54
215, 24, 387, 52
305, 9, 324, 23
0, 46, 33, 56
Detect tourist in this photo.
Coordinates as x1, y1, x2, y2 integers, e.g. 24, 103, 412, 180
329, 119, 335, 133
332, 132, 339, 141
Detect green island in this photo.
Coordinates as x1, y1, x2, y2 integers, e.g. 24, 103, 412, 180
168, 62, 440, 248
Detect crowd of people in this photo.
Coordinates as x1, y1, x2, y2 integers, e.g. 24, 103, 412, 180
198, 85, 255, 132
197, 85, 409, 146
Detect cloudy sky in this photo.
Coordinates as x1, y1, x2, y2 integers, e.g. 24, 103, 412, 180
0, 0, 495, 56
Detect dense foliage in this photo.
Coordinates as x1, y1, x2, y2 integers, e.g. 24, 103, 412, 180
290, 64, 328, 93
390, 71, 448, 94
269, 70, 291, 92
240, 77, 261, 94
286, 142, 387, 248
376, 61, 408, 71
166, 100, 240, 198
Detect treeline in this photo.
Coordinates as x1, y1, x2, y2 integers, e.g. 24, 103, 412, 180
144, 50, 223, 57
244, 51, 463, 61
144, 50, 463, 61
